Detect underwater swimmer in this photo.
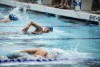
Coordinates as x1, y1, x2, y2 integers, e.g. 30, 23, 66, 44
22, 21, 53, 35
7, 48, 60, 59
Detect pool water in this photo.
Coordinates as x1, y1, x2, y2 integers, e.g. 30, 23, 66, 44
0, 7, 100, 67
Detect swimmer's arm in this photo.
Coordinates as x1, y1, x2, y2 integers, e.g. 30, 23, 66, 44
20, 49, 39, 54
20, 49, 36, 53
31, 21, 42, 30
31, 31, 40, 34
0, 18, 10, 22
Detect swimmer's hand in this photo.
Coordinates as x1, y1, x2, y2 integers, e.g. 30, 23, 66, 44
22, 27, 28, 33
21, 30, 30, 35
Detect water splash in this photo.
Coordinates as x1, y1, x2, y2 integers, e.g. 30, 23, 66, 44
74, 43, 80, 52
40, 47, 92, 59
9, 7, 29, 22
21, 7, 29, 22
0, 13, 4, 18
10, 7, 20, 14
23, 7, 26, 14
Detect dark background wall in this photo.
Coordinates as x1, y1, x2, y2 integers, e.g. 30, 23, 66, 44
52, 0, 61, 4
92, 0, 100, 11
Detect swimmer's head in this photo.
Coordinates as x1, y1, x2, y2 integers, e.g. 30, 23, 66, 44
51, 49, 63, 57
46, 50, 61, 58
9, 14, 18, 21
46, 52, 59, 58
43, 26, 53, 33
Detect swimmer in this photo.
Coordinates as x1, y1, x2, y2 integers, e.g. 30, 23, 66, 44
0, 14, 18, 22
0, 7, 22, 23
7, 48, 60, 59
22, 21, 53, 34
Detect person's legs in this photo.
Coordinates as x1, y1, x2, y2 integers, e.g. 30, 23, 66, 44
55, 0, 65, 8
60, 0, 65, 6
59, 0, 68, 9
0, 18, 10, 22
64, 0, 68, 8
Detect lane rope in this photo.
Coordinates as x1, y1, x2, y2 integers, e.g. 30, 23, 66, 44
0, 37, 100, 40
0, 25, 75, 27
0, 58, 100, 64
0, 58, 62, 63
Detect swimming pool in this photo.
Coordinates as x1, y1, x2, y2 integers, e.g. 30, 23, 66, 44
0, 6, 100, 67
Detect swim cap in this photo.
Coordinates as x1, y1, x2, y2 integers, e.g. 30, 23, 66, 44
47, 26, 53, 32
9, 14, 18, 21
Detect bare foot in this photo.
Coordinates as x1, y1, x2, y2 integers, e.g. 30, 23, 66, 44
59, 6, 68, 9
55, 4, 63, 8
22, 27, 28, 32
55, 3, 63, 8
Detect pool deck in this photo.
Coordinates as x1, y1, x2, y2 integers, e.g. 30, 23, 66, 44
0, 0, 100, 25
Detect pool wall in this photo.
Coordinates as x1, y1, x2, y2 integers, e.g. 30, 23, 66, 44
0, 0, 100, 25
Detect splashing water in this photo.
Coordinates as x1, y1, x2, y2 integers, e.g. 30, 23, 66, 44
41, 47, 92, 60
64, 43, 92, 59
9, 7, 29, 22
10, 7, 21, 14
23, 7, 26, 14
22, 7, 29, 22
75, 43, 80, 52
0, 13, 4, 18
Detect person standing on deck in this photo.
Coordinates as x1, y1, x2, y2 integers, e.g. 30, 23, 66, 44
55, 0, 69, 9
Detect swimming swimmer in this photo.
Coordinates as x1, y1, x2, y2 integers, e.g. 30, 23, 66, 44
22, 21, 53, 34
7, 48, 59, 59
0, 7, 22, 23
0, 14, 18, 22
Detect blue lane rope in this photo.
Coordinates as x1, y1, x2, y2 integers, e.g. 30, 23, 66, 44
0, 58, 61, 63
0, 58, 100, 63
